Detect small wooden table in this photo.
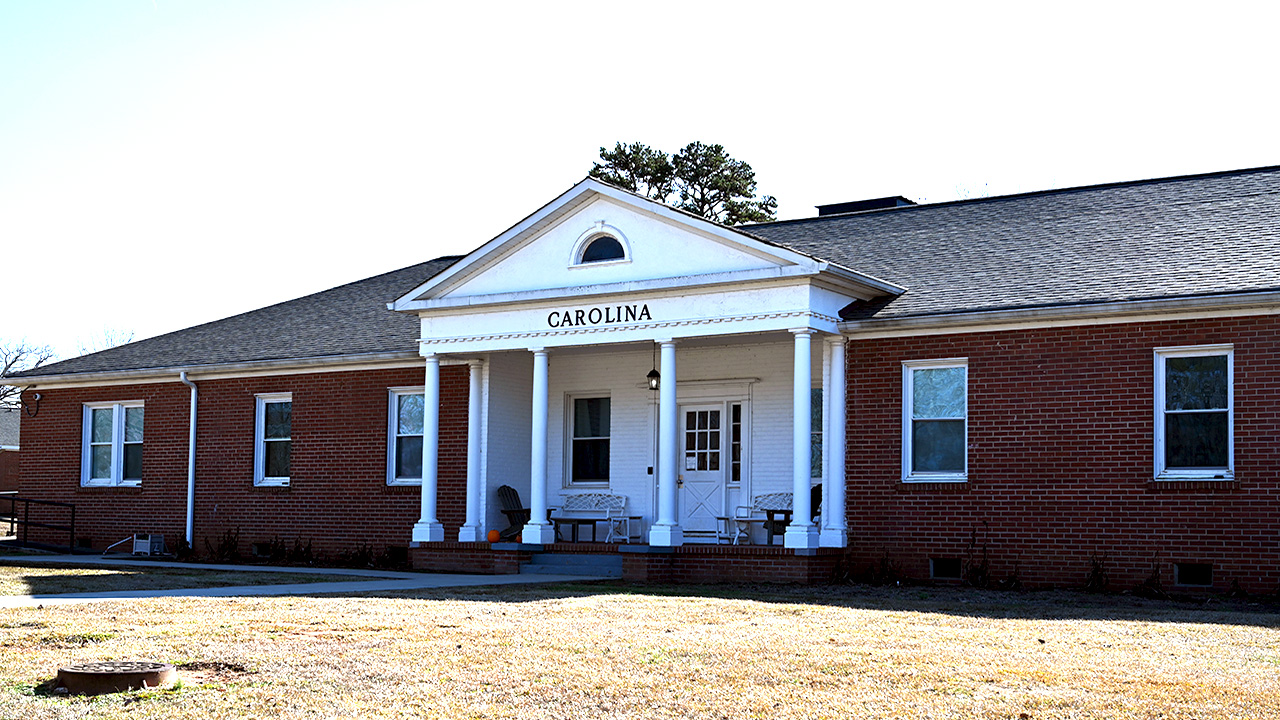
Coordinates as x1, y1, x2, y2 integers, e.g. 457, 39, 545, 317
763, 509, 793, 546
553, 517, 603, 543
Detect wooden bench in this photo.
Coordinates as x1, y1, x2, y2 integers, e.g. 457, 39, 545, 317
550, 493, 641, 543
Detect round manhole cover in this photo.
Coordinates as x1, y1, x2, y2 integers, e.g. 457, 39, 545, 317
56, 660, 178, 695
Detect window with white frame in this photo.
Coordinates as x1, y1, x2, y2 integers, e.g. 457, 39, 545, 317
388, 388, 424, 485
811, 388, 823, 478
254, 393, 292, 486
579, 234, 626, 263
569, 396, 610, 484
903, 359, 968, 481
1155, 345, 1232, 480
81, 402, 144, 487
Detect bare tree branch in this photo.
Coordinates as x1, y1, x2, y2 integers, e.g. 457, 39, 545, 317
76, 327, 135, 357
1, 340, 56, 409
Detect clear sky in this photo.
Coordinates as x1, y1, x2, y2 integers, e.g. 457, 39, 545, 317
2, 1, 1276, 361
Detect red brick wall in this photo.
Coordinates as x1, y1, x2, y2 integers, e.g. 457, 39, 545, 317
17, 365, 469, 557
0, 450, 17, 493
845, 314, 1280, 594
622, 547, 842, 584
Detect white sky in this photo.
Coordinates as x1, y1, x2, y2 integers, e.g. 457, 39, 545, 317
2, 1, 1277, 360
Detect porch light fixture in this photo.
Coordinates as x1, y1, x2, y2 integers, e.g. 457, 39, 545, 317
646, 367, 660, 391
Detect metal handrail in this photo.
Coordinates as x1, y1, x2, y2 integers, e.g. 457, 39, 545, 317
0, 495, 76, 551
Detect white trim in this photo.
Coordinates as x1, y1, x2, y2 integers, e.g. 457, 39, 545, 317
569, 222, 631, 267
841, 292, 1280, 340
387, 387, 426, 486
402, 266, 891, 313
418, 310, 839, 350
0, 445, 18, 452
1153, 344, 1234, 481
901, 358, 968, 483
80, 401, 144, 488
4, 354, 437, 389
254, 392, 292, 487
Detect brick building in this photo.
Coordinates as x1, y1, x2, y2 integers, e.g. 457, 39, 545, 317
0, 408, 18, 494
5, 166, 1279, 592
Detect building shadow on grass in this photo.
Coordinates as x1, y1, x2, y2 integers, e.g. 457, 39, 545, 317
319, 578, 1280, 628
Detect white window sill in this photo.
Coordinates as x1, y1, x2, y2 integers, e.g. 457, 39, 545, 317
569, 259, 631, 270
254, 478, 290, 488
81, 480, 141, 488
1155, 470, 1234, 482
903, 474, 967, 484
387, 478, 423, 487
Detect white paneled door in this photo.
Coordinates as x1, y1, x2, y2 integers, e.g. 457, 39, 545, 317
678, 404, 726, 539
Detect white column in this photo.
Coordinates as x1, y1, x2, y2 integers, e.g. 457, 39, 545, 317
522, 348, 556, 544
649, 339, 684, 546
458, 360, 484, 542
785, 329, 819, 549
820, 337, 848, 548
412, 354, 445, 542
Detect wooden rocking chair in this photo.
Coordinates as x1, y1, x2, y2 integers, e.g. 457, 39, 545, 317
496, 485, 531, 541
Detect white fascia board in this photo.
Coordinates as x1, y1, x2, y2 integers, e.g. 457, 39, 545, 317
390, 177, 862, 311
839, 291, 1280, 339
390, 182, 599, 311
812, 262, 905, 298
406, 264, 890, 312
0, 350, 467, 389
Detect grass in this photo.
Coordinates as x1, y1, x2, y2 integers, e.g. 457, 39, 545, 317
0, 576, 1277, 719
0, 561, 375, 596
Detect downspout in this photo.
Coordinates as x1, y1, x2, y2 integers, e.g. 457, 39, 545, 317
179, 372, 197, 547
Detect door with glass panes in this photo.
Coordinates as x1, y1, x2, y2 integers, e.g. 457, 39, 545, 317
677, 403, 739, 539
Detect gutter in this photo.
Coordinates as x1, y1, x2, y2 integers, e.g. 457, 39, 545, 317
2, 349, 423, 388
179, 372, 197, 547
839, 290, 1280, 338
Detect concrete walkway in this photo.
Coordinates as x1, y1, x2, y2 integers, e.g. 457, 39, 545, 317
0, 554, 603, 609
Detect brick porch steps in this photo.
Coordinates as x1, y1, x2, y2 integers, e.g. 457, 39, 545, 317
522, 552, 623, 578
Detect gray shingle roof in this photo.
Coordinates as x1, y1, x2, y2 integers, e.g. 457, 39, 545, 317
0, 408, 18, 446
747, 166, 1280, 320
9, 166, 1279, 381
12, 257, 460, 379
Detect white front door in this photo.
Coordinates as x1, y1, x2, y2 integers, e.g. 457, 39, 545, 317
678, 404, 726, 539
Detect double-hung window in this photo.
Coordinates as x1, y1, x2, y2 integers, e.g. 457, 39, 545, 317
903, 359, 968, 482
81, 402, 144, 487
388, 388, 425, 485
569, 396, 610, 484
254, 393, 292, 486
810, 388, 823, 479
1155, 345, 1232, 480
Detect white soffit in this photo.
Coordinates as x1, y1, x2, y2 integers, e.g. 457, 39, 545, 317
391, 178, 901, 311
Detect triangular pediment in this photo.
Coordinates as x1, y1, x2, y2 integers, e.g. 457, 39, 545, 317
393, 179, 897, 312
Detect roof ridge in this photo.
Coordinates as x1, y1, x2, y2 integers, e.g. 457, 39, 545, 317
743, 163, 1280, 229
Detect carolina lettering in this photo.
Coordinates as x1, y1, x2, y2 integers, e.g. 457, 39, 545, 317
546, 303, 652, 328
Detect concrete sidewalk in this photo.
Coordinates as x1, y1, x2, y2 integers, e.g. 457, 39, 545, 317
0, 554, 603, 608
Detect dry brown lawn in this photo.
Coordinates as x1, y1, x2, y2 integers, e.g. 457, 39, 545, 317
0, 580, 1277, 719
0, 562, 375, 596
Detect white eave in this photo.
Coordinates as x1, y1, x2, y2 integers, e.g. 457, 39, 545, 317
0, 350, 429, 389
839, 290, 1280, 338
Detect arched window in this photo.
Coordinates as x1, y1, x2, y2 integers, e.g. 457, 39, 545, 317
580, 235, 625, 263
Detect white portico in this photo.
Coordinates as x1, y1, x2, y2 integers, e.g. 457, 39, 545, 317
391, 179, 902, 549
